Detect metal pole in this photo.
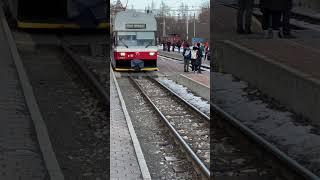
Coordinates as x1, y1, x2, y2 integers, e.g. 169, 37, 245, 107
186, 14, 189, 41
163, 16, 166, 37
193, 12, 196, 38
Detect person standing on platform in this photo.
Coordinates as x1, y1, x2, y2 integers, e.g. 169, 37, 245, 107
190, 46, 198, 73
177, 41, 181, 53
205, 45, 209, 61
167, 41, 171, 52
196, 43, 203, 74
182, 40, 187, 50
282, 0, 294, 38
200, 43, 205, 58
260, 0, 289, 38
162, 41, 166, 51
237, 0, 254, 34
182, 43, 191, 72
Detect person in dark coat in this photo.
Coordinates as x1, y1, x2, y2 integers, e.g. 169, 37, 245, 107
177, 41, 181, 53
190, 46, 198, 73
162, 41, 166, 51
166, 41, 171, 52
182, 43, 191, 72
260, 0, 291, 38
237, 0, 254, 34
282, 0, 294, 38
196, 43, 203, 74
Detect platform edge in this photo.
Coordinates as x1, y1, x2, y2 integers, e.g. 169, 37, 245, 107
0, 8, 64, 180
111, 67, 152, 180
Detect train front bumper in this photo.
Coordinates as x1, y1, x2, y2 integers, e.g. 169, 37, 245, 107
113, 59, 158, 71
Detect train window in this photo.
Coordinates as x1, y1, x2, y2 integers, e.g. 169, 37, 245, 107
116, 31, 155, 47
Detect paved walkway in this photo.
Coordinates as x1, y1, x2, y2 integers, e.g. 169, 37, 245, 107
0, 12, 47, 180
235, 36, 320, 80
110, 74, 146, 180
159, 50, 211, 67
183, 74, 210, 87
157, 52, 210, 88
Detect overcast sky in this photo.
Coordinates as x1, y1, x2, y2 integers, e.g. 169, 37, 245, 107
112, 0, 209, 10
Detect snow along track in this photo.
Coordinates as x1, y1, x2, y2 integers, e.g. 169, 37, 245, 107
212, 102, 320, 179
158, 78, 210, 116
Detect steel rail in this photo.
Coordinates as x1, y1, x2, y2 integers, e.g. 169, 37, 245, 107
151, 76, 318, 178
128, 76, 211, 178
212, 102, 320, 180
61, 43, 109, 105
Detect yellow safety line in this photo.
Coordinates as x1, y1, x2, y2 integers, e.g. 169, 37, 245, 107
17, 21, 109, 29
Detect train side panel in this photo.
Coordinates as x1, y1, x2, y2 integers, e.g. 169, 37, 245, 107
5, 0, 107, 29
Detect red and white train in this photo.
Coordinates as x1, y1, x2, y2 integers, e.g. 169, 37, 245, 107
111, 10, 158, 71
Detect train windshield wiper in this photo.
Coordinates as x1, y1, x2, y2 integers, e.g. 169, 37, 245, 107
145, 41, 153, 48
119, 39, 129, 48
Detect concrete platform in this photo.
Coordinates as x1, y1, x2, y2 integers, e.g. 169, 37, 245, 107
215, 37, 320, 126
153, 51, 210, 101
158, 50, 211, 68
110, 70, 151, 180
0, 9, 48, 180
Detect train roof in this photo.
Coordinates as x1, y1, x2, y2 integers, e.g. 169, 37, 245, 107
114, 10, 156, 31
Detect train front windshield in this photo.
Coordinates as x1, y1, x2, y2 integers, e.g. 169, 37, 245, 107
117, 31, 156, 47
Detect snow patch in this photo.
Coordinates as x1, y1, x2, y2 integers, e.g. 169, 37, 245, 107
158, 78, 210, 115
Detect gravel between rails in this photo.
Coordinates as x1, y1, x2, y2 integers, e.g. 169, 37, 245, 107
133, 78, 210, 169
133, 77, 289, 179
116, 77, 200, 179
17, 44, 109, 179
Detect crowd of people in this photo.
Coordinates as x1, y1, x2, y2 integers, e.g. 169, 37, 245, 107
161, 40, 209, 73
237, 0, 294, 38
162, 41, 182, 52
181, 42, 209, 74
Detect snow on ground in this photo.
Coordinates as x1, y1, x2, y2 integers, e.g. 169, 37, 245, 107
213, 72, 320, 175
158, 78, 210, 116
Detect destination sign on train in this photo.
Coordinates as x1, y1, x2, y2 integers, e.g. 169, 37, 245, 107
125, 24, 146, 29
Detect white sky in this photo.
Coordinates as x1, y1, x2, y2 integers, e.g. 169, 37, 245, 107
112, 0, 209, 10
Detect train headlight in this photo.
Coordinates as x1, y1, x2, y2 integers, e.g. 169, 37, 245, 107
120, 52, 126, 56
149, 52, 155, 56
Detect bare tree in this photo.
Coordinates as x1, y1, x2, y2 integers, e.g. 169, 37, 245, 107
196, 2, 210, 42
153, 0, 209, 43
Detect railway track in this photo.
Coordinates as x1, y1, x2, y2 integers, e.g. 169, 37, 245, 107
61, 42, 109, 103
62, 41, 320, 179
122, 74, 318, 179
127, 76, 281, 179
15, 32, 109, 179
212, 101, 320, 179
129, 76, 211, 178
13, 31, 320, 179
